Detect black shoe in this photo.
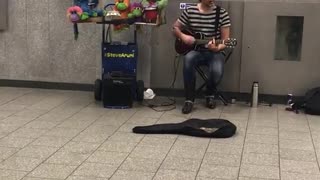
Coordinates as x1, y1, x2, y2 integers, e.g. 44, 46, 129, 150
206, 97, 216, 109
182, 101, 193, 114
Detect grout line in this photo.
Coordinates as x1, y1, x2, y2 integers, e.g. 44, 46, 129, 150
18, 100, 100, 179
306, 115, 320, 172
193, 105, 225, 180
277, 105, 281, 180
133, 110, 179, 180
236, 105, 250, 179
102, 107, 169, 179
65, 106, 150, 180
0, 91, 74, 146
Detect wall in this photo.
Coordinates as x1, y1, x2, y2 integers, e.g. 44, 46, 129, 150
0, 0, 8, 30
0, 0, 98, 83
0, 0, 153, 86
0, 0, 319, 96
240, 1, 320, 95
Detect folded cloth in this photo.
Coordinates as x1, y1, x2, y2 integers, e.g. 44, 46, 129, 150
132, 118, 236, 138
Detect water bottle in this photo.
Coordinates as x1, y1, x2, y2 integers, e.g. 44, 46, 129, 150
287, 94, 293, 105
251, 82, 259, 108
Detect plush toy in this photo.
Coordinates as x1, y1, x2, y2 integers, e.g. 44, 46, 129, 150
141, 0, 168, 24
67, 0, 105, 40
74, 0, 104, 20
67, 6, 83, 22
113, 0, 131, 30
128, 2, 143, 22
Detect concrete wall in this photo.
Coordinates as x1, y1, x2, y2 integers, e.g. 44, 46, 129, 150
0, 0, 320, 96
240, 1, 320, 95
0, 0, 8, 30
0, 0, 153, 87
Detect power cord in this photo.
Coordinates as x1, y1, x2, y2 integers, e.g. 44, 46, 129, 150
142, 54, 181, 112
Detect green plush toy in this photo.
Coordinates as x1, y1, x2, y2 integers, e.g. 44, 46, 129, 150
116, 0, 128, 11
128, 2, 143, 20
156, 0, 168, 10
141, 0, 168, 10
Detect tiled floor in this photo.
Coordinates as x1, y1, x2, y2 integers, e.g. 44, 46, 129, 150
0, 87, 320, 180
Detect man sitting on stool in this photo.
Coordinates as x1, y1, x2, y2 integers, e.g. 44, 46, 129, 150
172, 0, 231, 114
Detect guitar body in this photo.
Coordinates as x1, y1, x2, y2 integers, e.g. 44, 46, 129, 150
175, 29, 204, 55
175, 29, 237, 55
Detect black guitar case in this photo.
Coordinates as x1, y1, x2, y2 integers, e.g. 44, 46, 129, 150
132, 118, 236, 138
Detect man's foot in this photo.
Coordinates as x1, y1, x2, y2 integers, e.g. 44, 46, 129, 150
182, 101, 193, 114
206, 96, 216, 109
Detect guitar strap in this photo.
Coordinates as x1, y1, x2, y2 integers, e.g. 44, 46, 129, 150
196, 5, 221, 52
215, 5, 221, 36
215, 5, 226, 56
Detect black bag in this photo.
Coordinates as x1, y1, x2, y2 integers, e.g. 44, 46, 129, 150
287, 87, 320, 115
132, 118, 236, 138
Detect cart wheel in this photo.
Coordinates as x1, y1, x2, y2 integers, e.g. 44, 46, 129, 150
136, 80, 144, 102
94, 79, 102, 101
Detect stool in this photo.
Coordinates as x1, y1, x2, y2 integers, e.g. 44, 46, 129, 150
195, 48, 233, 106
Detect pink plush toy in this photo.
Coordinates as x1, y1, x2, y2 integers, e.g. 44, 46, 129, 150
67, 6, 83, 22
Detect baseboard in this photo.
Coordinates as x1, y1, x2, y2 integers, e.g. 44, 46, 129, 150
0, 79, 93, 91
0, 79, 299, 105
153, 88, 298, 105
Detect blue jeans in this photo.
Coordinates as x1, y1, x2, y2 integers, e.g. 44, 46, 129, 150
183, 50, 225, 101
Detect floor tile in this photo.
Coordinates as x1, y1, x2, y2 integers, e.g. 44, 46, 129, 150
242, 153, 279, 166
198, 163, 239, 179
86, 151, 128, 166
160, 156, 202, 171
279, 139, 314, 151
110, 170, 154, 180
15, 145, 58, 160
281, 171, 320, 180
8, 128, 47, 139
0, 137, 35, 148
0, 156, 43, 171
30, 136, 71, 148
27, 163, 77, 179
45, 150, 90, 166
207, 143, 243, 155
280, 148, 317, 162
202, 152, 241, 166
72, 162, 118, 178
61, 141, 100, 154
0, 169, 28, 180
244, 143, 278, 155
0, 147, 19, 161
1, 88, 320, 180
66, 176, 108, 180
154, 169, 197, 180
44, 127, 81, 138
130, 145, 169, 160
245, 134, 278, 145
280, 159, 320, 174
119, 157, 162, 173
98, 140, 138, 153
239, 164, 280, 179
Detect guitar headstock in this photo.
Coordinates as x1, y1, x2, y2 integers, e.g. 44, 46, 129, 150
223, 38, 237, 48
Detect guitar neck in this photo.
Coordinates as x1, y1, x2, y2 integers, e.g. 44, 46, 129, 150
195, 39, 224, 45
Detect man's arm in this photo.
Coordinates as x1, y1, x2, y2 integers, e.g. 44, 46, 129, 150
218, 26, 230, 50
172, 20, 184, 40
172, 20, 195, 46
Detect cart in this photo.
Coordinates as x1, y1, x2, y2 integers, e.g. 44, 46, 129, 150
94, 5, 144, 109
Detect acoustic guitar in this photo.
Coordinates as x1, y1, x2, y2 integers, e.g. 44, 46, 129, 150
175, 29, 237, 55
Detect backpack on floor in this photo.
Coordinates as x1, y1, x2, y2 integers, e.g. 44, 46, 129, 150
287, 87, 320, 115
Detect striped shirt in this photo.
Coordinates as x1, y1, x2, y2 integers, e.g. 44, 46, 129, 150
178, 4, 231, 40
